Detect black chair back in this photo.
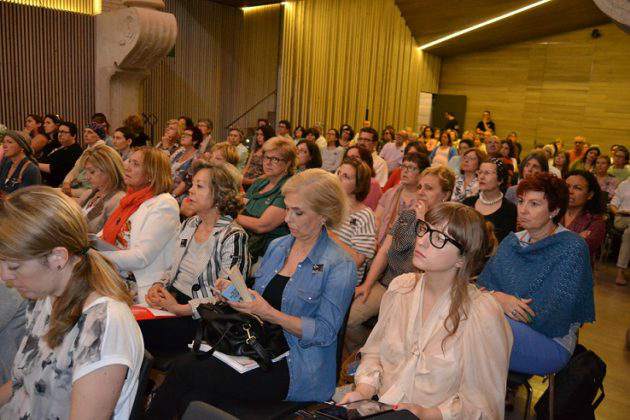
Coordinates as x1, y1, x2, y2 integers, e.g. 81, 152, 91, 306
129, 350, 154, 420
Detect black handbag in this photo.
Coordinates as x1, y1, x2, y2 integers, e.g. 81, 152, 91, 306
192, 301, 286, 371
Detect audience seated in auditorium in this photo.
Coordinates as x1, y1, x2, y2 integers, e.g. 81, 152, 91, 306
276, 119, 293, 141
341, 203, 511, 419
90, 113, 114, 147
570, 146, 600, 172
594, 155, 619, 201
226, 128, 249, 171
155, 122, 180, 156
500, 139, 518, 180
382, 141, 428, 193
452, 148, 483, 202
73, 145, 126, 234
242, 125, 275, 188
338, 124, 354, 148
447, 138, 473, 174
330, 158, 377, 285
375, 152, 430, 245
146, 169, 356, 418
568, 136, 588, 165
237, 137, 295, 262
0, 130, 41, 195
422, 126, 437, 152
23, 114, 47, 158
0, 187, 143, 420
100, 147, 180, 303
196, 118, 214, 153
171, 126, 202, 204
346, 166, 455, 353
379, 130, 407, 172
142, 162, 250, 353
344, 146, 382, 211
609, 145, 630, 182
124, 114, 149, 148
429, 130, 457, 167
293, 125, 305, 143
206, 142, 240, 167
38, 121, 82, 187
505, 151, 549, 204
38, 114, 62, 162
357, 127, 388, 187
112, 126, 134, 161
478, 173, 595, 375
61, 122, 108, 198
476, 110, 496, 134
611, 178, 630, 285
304, 127, 324, 150
296, 139, 323, 172
321, 128, 344, 172
484, 135, 501, 157
463, 157, 517, 243
0, 283, 25, 384
379, 127, 395, 153
563, 170, 607, 266
551, 150, 570, 179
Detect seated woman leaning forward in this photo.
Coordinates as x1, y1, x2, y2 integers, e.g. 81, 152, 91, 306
478, 172, 595, 376
146, 169, 357, 419
341, 202, 512, 419
141, 162, 251, 353
0, 187, 143, 420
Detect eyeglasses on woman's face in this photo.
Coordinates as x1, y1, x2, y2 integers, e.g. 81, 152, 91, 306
263, 154, 286, 165
415, 219, 464, 252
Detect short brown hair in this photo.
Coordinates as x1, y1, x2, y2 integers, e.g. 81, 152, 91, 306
421, 166, 456, 198
138, 147, 173, 195
516, 172, 568, 224
193, 162, 244, 218
340, 157, 372, 202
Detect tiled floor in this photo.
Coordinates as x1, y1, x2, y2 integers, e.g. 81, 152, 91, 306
508, 263, 630, 420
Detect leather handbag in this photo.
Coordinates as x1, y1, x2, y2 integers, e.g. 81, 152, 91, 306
192, 301, 286, 371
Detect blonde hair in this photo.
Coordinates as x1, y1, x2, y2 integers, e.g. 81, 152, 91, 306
0, 187, 132, 348
210, 142, 240, 167
138, 146, 173, 194
421, 166, 456, 199
262, 137, 297, 175
80, 144, 125, 192
282, 168, 347, 228
424, 203, 497, 348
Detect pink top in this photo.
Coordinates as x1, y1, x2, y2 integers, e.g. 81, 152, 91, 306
363, 178, 383, 211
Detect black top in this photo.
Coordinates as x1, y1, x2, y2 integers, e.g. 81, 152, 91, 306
262, 273, 290, 352
463, 195, 517, 243
444, 118, 459, 132
38, 137, 61, 162
45, 142, 83, 187
0, 157, 41, 194
476, 120, 496, 133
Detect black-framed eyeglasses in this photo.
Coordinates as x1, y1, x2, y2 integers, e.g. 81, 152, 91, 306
415, 219, 464, 251
263, 155, 286, 165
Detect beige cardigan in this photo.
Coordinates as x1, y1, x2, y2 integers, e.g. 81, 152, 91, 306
355, 273, 513, 420
81, 189, 125, 234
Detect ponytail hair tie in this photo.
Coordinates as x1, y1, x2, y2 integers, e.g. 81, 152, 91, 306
79, 246, 91, 256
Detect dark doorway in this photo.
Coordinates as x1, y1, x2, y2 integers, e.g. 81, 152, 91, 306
431, 94, 467, 132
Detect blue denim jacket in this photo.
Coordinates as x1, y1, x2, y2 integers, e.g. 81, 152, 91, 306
253, 228, 356, 402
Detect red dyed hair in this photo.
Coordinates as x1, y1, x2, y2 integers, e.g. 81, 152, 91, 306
516, 172, 569, 224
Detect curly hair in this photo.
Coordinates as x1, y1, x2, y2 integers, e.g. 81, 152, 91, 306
193, 162, 244, 218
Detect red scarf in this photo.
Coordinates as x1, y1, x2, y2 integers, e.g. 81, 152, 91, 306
101, 186, 154, 245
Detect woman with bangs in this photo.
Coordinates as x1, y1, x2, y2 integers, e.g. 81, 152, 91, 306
341, 203, 512, 419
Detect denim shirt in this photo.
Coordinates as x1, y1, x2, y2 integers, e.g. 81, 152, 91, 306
253, 228, 356, 402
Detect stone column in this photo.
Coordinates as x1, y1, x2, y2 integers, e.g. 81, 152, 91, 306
95, 0, 177, 128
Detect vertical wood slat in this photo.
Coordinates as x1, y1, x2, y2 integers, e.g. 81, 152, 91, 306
278, 0, 442, 133
0, 0, 95, 15
0, 2, 95, 133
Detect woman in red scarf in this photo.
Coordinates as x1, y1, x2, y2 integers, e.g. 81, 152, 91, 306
100, 147, 180, 303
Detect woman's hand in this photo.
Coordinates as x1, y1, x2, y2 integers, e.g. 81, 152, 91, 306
493, 291, 536, 323
229, 290, 276, 321
414, 200, 427, 220
338, 390, 367, 405
354, 282, 373, 304
61, 183, 73, 197
145, 283, 166, 307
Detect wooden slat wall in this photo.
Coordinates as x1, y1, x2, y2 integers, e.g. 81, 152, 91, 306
0, 2, 95, 131
438, 23, 630, 152
141, 0, 282, 140
0, 0, 96, 14
278, 0, 441, 132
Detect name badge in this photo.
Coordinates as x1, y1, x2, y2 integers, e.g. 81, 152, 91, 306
180, 239, 188, 247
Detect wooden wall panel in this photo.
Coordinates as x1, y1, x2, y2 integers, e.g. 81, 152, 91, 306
278, 0, 441, 133
438, 23, 630, 152
0, 2, 95, 131
0, 0, 97, 14
141, 0, 281, 140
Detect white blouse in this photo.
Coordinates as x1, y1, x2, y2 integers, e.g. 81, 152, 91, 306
355, 273, 513, 420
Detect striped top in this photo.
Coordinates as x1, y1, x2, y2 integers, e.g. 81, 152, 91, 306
331, 207, 377, 284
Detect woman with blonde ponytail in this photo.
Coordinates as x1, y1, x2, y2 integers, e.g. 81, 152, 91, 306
0, 186, 143, 420
341, 203, 513, 420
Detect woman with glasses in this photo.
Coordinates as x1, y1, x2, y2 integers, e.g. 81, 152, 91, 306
339, 124, 355, 148
478, 173, 595, 375
452, 148, 484, 202
346, 166, 455, 353
374, 153, 430, 245
463, 157, 516, 242
38, 121, 83, 187
237, 137, 297, 262
341, 203, 511, 419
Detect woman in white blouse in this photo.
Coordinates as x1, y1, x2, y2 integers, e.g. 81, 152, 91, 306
341, 202, 512, 419
99, 147, 180, 303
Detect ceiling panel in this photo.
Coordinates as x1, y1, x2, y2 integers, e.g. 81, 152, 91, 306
211, 0, 282, 7
396, 0, 611, 56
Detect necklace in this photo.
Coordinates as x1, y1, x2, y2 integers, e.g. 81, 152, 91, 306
479, 191, 503, 205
